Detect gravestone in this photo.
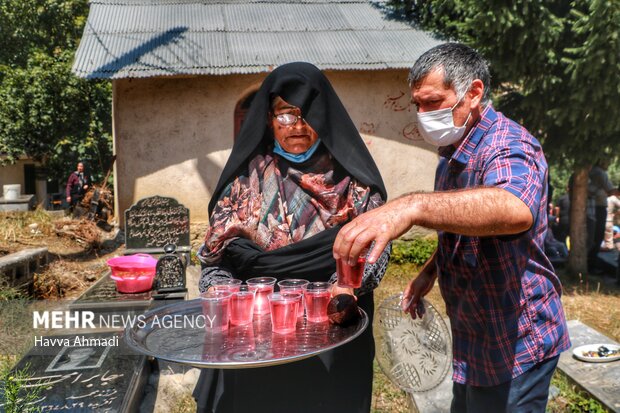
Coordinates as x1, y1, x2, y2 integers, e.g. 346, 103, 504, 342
124, 196, 190, 257
7, 332, 150, 413
69, 272, 154, 318
558, 320, 620, 412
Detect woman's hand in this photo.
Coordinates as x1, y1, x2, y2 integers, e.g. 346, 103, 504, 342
331, 284, 355, 299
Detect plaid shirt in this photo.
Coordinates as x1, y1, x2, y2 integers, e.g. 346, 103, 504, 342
435, 106, 571, 386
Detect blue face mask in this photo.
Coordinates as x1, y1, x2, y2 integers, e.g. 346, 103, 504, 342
273, 139, 322, 163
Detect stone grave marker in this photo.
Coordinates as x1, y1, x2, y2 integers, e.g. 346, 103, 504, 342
558, 320, 620, 412
8, 332, 150, 412
124, 196, 190, 257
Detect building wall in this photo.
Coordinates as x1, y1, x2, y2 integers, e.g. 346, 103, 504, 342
0, 158, 43, 197
113, 70, 438, 226
0, 160, 28, 192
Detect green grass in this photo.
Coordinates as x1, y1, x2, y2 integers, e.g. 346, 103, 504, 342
390, 238, 438, 265
548, 372, 608, 413
0, 358, 47, 413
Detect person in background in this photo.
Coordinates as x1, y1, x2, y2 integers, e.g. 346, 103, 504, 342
604, 189, 620, 250
545, 205, 569, 267
587, 160, 619, 271
65, 161, 90, 210
554, 187, 571, 246
333, 43, 570, 413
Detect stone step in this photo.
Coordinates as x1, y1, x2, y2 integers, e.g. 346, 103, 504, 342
0, 247, 48, 286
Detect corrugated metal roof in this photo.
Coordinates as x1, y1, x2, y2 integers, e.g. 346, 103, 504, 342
72, 0, 442, 79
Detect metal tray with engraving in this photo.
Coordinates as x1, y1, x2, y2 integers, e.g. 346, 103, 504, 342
124, 298, 368, 369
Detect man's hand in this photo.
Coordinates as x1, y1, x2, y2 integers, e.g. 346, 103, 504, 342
334, 187, 532, 267
66, 196, 71, 203
83, 185, 89, 190
333, 197, 414, 265
401, 251, 437, 319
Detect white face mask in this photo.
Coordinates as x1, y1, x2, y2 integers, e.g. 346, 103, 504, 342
416, 98, 471, 147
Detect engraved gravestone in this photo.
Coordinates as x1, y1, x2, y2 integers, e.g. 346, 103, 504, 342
124, 196, 190, 253
6, 332, 149, 413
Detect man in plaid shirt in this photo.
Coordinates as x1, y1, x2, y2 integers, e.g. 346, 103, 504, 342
334, 43, 570, 412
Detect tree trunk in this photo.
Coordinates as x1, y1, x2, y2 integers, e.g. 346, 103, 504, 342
567, 166, 590, 277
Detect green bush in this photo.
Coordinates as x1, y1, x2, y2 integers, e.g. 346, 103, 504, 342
390, 238, 438, 265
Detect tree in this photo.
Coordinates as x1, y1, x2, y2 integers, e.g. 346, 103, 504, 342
0, 0, 112, 186
384, 0, 620, 275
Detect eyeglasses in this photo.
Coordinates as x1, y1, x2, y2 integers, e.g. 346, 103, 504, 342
273, 113, 305, 126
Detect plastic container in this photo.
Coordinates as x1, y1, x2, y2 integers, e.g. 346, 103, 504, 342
107, 254, 158, 293
3, 184, 21, 200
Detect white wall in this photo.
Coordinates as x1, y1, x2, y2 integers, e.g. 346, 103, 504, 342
0, 158, 47, 205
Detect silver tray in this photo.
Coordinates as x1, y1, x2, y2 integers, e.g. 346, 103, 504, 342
124, 298, 368, 369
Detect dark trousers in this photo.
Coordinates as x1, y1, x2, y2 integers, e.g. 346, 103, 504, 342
588, 206, 607, 269
553, 223, 569, 246
451, 355, 559, 413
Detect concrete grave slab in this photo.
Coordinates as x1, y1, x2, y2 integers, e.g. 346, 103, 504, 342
10, 332, 149, 413
558, 320, 620, 413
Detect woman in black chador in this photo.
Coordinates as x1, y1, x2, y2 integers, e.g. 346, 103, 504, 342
194, 62, 390, 413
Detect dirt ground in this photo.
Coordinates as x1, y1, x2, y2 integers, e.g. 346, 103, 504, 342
0, 212, 207, 301
0, 212, 121, 301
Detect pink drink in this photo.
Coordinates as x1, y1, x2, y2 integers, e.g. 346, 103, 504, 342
305, 290, 331, 323
278, 279, 309, 318
336, 255, 366, 288
251, 285, 274, 316
269, 293, 300, 334
200, 291, 231, 332
291, 288, 306, 318
211, 278, 242, 293
229, 290, 255, 326
247, 277, 277, 316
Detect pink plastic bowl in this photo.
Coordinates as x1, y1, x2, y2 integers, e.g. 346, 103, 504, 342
107, 254, 157, 293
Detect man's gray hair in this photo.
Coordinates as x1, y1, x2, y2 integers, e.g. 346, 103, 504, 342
408, 43, 491, 106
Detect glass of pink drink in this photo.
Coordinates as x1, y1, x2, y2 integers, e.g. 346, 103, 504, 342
277, 279, 309, 318
229, 286, 255, 326
246, 277, 277, 316
303, 281, 332, 323
199, 290, 232, 333
211, 277, 242, 293
336, 248, 368, 288
268, 292, 301, 334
